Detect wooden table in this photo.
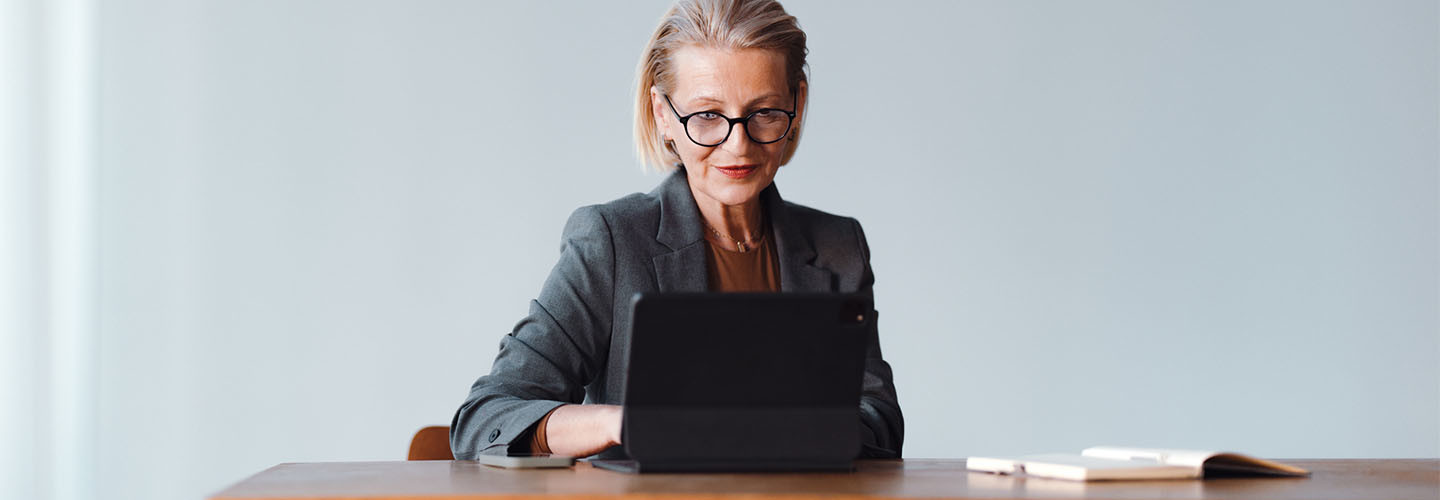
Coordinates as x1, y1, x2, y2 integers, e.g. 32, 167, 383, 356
210, 459, 1439, 500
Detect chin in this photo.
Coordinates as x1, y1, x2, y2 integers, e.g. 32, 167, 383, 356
707, 183, 765, 207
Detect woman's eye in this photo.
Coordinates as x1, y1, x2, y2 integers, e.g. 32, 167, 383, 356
697, 112, 722, 120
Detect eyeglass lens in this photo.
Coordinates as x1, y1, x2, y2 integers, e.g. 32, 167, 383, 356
686, 109, 790, 146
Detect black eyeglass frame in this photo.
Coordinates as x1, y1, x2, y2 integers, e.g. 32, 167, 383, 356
663, 93, 798, 147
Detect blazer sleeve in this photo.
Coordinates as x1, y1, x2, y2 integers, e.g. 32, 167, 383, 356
851, 218, 905, 459
450, 206, 616, 459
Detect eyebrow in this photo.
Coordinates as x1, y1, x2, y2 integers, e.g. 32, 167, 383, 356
685, 93, 787, 109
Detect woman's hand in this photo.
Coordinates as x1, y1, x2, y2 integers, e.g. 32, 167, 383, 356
544, 404, 623, 458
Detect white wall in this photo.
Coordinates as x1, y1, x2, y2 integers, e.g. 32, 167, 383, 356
90, 1, 1436, 500
2, 1, 97, 500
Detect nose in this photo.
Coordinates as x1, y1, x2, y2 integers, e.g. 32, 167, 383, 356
719, 121, 756, 155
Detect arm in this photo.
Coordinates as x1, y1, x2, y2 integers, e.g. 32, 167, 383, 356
851, 218, 905, 458
450, 206, 620, 459
542, 403, 623, 457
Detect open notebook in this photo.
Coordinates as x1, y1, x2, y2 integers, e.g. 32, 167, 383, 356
966, 446, 1311, 481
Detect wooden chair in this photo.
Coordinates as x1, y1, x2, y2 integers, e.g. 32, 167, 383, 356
408, 426, 454, 460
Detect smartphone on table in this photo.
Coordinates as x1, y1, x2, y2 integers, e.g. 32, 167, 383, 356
477, 453, 576, 469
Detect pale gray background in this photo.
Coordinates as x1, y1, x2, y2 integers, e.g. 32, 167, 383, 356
94, 1, 1436, 500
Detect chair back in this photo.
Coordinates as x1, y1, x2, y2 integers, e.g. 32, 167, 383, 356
408, 426, 454, 460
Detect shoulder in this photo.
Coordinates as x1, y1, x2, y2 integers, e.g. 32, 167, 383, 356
783, 201, 863, 235
781, 200, 871, 262
591, 190, 662, 223
560, 190, 662, 248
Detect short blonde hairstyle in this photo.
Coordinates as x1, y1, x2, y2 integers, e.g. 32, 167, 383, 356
634, 0, 809, 171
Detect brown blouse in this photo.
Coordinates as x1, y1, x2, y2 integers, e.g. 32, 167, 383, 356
704, 232, 781, 293
525, 226, 780, 454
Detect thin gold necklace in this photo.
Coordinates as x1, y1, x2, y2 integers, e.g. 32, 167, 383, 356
703, 219, 764, 253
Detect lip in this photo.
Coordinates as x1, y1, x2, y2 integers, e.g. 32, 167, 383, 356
714, 164, 759, 179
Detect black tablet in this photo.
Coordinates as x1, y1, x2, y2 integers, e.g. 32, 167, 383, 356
594, 292, 872, 473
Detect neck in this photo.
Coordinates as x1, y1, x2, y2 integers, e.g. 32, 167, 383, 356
691, 188, 764, 251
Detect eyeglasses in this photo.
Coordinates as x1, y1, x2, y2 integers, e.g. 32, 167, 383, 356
664, 94, 797, 147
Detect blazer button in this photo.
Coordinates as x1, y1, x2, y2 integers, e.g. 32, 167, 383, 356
488, 429, 500, 443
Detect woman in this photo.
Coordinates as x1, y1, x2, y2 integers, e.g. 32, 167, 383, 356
451, 0, 903, 461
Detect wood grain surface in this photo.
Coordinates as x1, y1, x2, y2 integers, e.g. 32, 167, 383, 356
210, 458, 1440, 500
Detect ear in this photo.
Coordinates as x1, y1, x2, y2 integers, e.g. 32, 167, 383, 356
650, 85, 670, 141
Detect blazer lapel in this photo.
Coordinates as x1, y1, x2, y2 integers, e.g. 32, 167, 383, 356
652, 170, 709, 292
653, 245, 708, 292
650, 168, 834, 293
763, 183, 836, 293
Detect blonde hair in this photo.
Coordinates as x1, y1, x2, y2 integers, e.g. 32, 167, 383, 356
634, 0, 809, 171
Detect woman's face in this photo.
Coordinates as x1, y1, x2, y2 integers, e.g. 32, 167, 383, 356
652, 46, 805, 209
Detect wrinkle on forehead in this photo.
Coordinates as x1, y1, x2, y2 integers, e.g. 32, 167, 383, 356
669, 46, 791, 110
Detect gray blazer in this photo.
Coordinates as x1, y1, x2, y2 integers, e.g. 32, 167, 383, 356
450, 169, 903, 460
